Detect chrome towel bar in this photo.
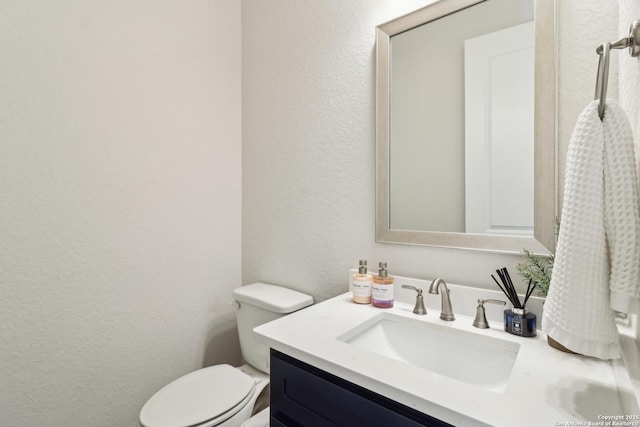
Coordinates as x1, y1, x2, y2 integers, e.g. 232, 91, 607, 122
595, 20, 640, 120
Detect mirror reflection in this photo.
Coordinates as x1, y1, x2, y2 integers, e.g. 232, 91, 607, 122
376, 0, 557, 253
390, 0, 534, 235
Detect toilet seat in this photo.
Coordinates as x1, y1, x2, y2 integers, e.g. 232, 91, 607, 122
139, 364, 256, 427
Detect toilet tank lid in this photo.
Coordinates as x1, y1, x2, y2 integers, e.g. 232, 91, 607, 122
233, 283, 313, 313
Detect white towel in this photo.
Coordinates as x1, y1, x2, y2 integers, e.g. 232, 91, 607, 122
542, 99, 640, 359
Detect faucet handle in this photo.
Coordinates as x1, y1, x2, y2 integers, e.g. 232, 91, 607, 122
401, 284, 421, 293
401, 285, 427, 315
472, 299, 506, 329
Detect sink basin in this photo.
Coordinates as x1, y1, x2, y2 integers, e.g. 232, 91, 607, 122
337, 312, 520, 392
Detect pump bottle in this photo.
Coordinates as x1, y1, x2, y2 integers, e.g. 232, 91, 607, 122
372, 262, 394, 308
352, 260, 373, 304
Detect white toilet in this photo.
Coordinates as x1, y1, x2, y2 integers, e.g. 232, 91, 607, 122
139, 283, 313, 427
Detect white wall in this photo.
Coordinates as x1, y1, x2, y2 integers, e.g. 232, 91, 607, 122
557, 0, 619, 203
0, 1, 241, 426
619, 1, 640, 167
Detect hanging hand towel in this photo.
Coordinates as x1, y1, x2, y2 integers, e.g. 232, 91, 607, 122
605, 101, 640, 315
542, 99, 640, 360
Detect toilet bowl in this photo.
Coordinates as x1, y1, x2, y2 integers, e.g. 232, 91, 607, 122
139, 363, 268, 427
139, 283, 313, 427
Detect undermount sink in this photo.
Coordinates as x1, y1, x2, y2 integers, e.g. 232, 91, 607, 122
337, 312, 520, 393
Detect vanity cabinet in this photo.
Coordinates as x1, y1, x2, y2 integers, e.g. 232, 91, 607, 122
270, 349, 452, 427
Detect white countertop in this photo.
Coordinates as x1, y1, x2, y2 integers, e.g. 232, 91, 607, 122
255, 291, 631, 427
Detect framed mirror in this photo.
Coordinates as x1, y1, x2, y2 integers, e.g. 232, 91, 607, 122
376, 0, 556, 253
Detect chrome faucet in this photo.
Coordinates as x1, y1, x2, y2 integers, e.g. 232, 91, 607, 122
428, 277, 455, 321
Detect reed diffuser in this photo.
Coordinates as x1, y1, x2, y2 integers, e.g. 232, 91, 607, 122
491, 268, 537, 337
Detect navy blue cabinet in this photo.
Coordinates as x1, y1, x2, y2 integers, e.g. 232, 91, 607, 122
270, 349, 453, 427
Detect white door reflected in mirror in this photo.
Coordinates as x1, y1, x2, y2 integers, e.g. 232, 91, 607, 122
464, 22, 534, 235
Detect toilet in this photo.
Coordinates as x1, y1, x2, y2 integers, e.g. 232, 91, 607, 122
139, 283, 313, 427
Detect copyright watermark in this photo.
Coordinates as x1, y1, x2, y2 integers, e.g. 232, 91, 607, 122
554, 415, 640, 426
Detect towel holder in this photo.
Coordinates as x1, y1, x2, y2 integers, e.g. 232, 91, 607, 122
594, 19, 640, 120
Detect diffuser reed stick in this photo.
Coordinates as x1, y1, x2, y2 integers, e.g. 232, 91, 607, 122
492, 268, 533, 310
523, 279, 535, 309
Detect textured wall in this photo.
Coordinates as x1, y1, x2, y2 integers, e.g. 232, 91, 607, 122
243, 0, 553, 301
619, 1, 640, 162
0, 1, 241, 426
557, 0, 619, 205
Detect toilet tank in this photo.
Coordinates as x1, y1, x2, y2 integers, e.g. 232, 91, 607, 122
233, 283, 313, 373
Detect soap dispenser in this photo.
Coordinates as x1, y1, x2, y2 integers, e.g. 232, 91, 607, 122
352, 260, 373, 304
372, 262, 394, 308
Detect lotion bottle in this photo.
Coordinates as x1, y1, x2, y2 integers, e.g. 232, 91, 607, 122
372, 262, 394, 308
352, 260, 373, 304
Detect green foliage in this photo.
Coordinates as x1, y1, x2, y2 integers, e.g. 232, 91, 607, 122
516, 249, 554, 296
516, 217, 558, 297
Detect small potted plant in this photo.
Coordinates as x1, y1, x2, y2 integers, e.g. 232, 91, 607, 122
516, 248, 553, 297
